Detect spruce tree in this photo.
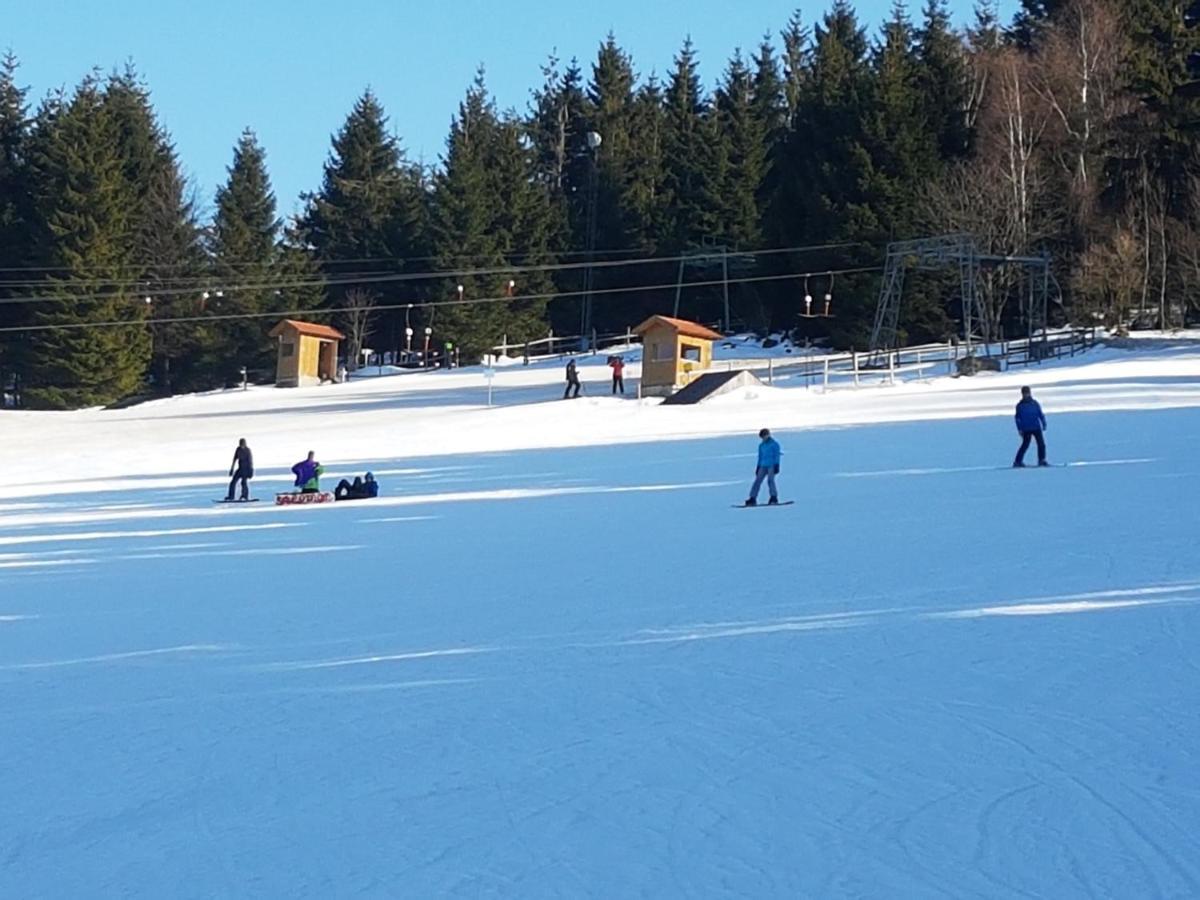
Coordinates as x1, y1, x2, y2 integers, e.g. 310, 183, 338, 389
300, 90, 426, 355
661, 40, 725, 250
625, 75, 668, 252
916, 0, 971, 162
715, 51, 767, 248
780, 12, 813, 129
105, 66, 209, 395
24, 77, 150, 409
870, 1, 940, 236
587, 36, 638, 254
785, 1, 881, 345
0, 53, 32, 392
431, 72, 554, 357
1012, 0, 1066, 48
1118, 0, 1200, 216
208, 130, 286, 378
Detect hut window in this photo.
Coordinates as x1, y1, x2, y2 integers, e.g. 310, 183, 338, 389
281, 342, 295, 358
652, 342, 673, 362
681, 343, 701, 362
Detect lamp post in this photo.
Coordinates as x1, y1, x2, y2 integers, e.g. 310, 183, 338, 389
424, 326, 432, 368
581, 131, 601, 351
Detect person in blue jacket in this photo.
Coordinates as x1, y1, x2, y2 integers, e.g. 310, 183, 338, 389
746, 428, 782, 505
1013, 386, 1049, 467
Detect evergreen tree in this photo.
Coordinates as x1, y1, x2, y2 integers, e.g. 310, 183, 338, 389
715, 51, 767, 248
24, 77, 150, 409
141, 161, 208, 394
916, 0, 971, 162
300, 89, 426, 355
431, 72, 554, 357
104, 66, 209, 395
1012, 0, 1066, 48
528, 54, 589, 250
587, 36, 638, 253
625, 75, 668, 252
208, 129, 288, 378
661, 40, 725, 250
783, 1, 882, 344
870, 1, 940, 236
1117, 0, 1200, 217
780, 12, 813, 128
0, 53, 32, 393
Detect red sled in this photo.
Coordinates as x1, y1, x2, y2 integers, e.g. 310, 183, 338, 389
275, 491, 336, 506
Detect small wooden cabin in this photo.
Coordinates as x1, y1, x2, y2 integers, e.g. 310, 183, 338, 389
634, 315, 724, 397
269, 319, 345, 388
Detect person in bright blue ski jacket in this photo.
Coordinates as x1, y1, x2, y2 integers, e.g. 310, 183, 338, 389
746, 428, 782, 505
1013, 386, 1048, 467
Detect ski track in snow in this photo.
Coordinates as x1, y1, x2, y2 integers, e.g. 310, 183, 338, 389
1, 341, 1200, 896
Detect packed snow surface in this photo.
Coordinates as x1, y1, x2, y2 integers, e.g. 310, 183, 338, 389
3, 337, 1200, 896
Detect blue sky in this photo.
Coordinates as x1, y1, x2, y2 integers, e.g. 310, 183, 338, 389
6, 1, 1010, 219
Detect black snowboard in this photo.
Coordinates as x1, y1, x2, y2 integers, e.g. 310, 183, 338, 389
733, 500, 795, 508
213, 498, 261, 504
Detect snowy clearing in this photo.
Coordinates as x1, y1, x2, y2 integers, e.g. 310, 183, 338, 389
2, 337, 1200, 896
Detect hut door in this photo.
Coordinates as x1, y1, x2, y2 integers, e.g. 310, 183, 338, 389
318, 341, 337, 381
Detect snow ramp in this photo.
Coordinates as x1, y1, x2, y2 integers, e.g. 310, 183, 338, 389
661, 370, 764, 405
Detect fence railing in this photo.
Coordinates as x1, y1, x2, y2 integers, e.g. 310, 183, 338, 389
706, 327, 1099, 389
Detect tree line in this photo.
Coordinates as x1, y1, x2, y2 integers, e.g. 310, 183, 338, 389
0, 0, 1197, 409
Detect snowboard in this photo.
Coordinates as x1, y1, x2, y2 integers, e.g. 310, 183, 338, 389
213, 498, 261, 504
733, 500, 795, 508
275, 491, 336, 506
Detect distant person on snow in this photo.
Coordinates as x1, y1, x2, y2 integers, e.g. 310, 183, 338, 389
292, 451, 325, 493
1013, 386, 1049, 468
335, 472, 379, 501
225, 438, 254, 501
564, 359, 582, 399
608, 355, 625, 395
746, 428, 782, 506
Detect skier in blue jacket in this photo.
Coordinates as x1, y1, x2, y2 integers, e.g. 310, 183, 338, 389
1013, 386, 1048, 467
746, 428, 782, 505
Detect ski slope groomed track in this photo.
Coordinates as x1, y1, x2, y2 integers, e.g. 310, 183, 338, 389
3, 338, 1200, 897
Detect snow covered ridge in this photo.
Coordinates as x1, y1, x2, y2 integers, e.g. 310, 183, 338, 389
3, 337, 1200, 895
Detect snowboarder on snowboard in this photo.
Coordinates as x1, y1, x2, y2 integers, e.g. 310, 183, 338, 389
292, 451, 325, 493
226, 438, 254, 501
746, 428, 781, 506
1013, 386, 1048, 467
564, 359, 582, 399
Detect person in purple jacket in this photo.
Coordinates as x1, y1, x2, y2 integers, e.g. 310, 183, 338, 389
291, 451, 324, 493
1013, 386, 1048, 467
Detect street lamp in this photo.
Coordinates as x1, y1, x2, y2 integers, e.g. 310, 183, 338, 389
581, 132, 602, 351
424, 326, 432, 368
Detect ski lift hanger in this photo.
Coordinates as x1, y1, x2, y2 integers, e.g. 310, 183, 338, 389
798, 271, 835, 319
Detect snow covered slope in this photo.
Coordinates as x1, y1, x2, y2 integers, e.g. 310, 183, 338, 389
2, 337, 1199, 896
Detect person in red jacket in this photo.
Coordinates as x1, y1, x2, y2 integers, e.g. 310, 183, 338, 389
608, 355, 625, 395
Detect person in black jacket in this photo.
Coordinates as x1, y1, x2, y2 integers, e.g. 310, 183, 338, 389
226, 438, 254, 501
563, 359, 582, 399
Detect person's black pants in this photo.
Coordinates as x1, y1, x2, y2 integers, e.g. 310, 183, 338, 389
564, 380, 580, 399
612, 375, 624, 394
1015, 430, 1046, 466
226, 471, 250, 500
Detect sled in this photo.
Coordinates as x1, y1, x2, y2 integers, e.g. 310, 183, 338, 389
275, 491, 336, 506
